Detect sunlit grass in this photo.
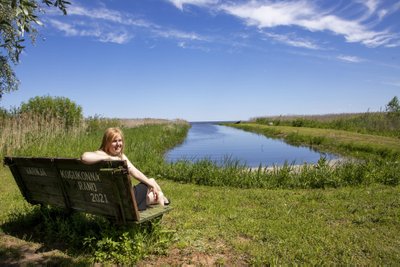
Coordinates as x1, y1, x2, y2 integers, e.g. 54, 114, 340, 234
160, 180, 400, 265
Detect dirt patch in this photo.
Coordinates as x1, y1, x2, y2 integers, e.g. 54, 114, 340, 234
1, 233, 247, 266
137, 244, 248, 266
0, 234, 74, 266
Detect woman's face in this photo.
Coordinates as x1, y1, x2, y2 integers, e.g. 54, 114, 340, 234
109, 134, 123, 156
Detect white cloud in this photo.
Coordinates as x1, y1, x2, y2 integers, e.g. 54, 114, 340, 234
221, 1, 314, 28
220, 1, 395, 48
337, 55, 364, 63
67, 5, 155, 28
48, 19, 131, 44
154, 29, 206, 41
263, 32, 321, 50
48, 19, 78, 36
99, 32, 131, 44
356, 0, 380, 13
167, 0, 218, 10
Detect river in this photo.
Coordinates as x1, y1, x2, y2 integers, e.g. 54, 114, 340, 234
165, 123, 338, 167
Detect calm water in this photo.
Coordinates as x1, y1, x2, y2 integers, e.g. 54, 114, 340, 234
165, 123, 338, 167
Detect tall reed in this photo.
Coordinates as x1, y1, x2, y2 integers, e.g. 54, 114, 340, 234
0, 112, 85, 157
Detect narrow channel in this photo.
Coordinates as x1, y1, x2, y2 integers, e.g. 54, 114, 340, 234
165, 122, 338, 167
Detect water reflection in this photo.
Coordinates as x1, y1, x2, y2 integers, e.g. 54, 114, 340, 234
165, 123, 337, 167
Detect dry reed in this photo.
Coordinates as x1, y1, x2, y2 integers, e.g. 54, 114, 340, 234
119, 118, 188, 128
0, 112, 85, 156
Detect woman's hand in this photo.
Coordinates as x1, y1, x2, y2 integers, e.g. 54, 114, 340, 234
147, 180, 161, 197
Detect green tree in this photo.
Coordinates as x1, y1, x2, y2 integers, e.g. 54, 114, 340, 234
0, 0, 70, 98
386, 96, 400, 113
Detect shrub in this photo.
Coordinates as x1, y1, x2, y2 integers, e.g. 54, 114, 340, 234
19, 95, 83, 129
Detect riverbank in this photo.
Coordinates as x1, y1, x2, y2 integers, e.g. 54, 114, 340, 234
228, 122, 400, 159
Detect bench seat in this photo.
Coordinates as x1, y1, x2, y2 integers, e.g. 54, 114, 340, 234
3, 156, 172, 224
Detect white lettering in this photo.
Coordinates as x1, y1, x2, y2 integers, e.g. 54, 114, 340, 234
90, 193, 109, 204
77, 181, 98, 192
60, 170, 100, 182
25, 167, 47, 177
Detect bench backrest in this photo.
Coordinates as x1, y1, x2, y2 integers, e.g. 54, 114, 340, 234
4, 156, 171, 224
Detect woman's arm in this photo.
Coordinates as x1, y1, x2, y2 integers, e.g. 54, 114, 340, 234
81, 150, 121, 164
122, 155, 161, 193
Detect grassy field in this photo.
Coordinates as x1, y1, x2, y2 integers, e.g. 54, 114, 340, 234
159, 181, 400, 265
1, 115, 399, 265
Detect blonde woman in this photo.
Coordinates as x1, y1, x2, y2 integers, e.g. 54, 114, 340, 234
81, 127, 169, 210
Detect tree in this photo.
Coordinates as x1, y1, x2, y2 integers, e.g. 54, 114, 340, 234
386, 96, 400, 113
0, 0, 70, 98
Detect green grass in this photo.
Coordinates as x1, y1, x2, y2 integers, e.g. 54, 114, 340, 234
160, 180, 400, 265
1, 116, 400, 264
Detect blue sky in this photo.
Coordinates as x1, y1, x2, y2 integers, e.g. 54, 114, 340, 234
1, 0, 400, 121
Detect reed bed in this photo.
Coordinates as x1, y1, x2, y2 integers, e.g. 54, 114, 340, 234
0, 112, 85, 157
252, 112, 400, 138
119, 118, 187, 128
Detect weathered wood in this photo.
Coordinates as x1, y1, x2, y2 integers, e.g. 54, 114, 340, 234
3, 156, 172, 224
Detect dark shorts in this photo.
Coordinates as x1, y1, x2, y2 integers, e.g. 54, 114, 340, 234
133, 182, 148, 211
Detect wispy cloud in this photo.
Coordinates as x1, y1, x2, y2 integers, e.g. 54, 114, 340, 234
47, 3, 208, 46
167, 0, 399, 48
356, 0, 380, 14
48, 19, 132, 44
167, 0, 218, 11
153, 29, 206, 41
68, 5, 157, 28
220, 1, 393, 48
337, 55, 364, 63
263, 32, 321, 50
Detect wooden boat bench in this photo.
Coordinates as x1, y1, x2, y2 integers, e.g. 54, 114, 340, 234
3, 156, 172, 224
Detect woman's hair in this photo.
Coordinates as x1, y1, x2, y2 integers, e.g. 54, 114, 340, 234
99, 127, 124, 156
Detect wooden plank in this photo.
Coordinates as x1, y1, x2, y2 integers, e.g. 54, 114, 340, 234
109, 170, 138, 222
5, 157, 68, 208
137, 205, 173, 223
68, 198, 120, 217
29, 191, 67, 208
